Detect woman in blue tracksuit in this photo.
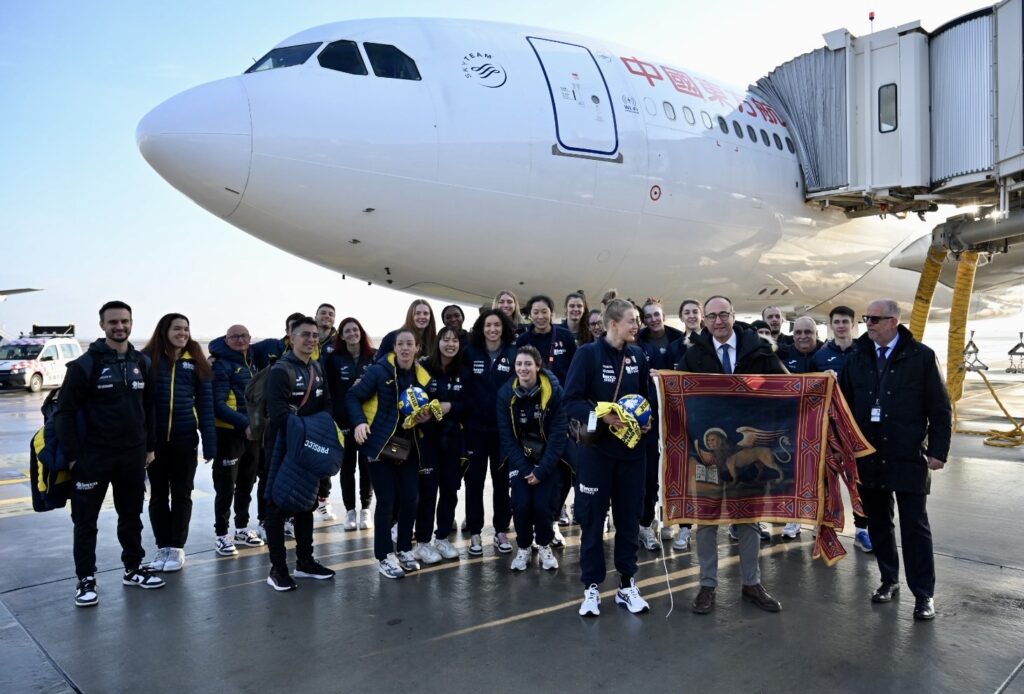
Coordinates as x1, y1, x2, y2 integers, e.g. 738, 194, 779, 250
141, 313, 216, 573
422, 326, 469, 560
324, 317, 376, 531
346, 328, 435, 579
497, 345, 568, 573
563, 299, 653, 617
462, 309, 518, 557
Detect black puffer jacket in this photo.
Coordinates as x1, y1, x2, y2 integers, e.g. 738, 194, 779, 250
839, 325, 951, 494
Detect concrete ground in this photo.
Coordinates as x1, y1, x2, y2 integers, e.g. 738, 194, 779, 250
0, 375, 1022, 694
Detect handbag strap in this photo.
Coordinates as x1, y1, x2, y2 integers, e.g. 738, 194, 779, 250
298, 363, 315, 410
611, 349, 628, 402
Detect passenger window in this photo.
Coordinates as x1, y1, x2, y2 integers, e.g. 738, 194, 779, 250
682, 106, 695, 125
732, 120, 743, 138
40, 346, 57, 362
663, 102, 676, 120
773, 133, 783, 149
318, 40, 367, 75
718, 116, 729, 134
702, 111, 713, 129
59, 344, 77, 359
246, 43, 322, 73
746, 125, 758, 141
364, 43, 421, 80
785, 136, 795, 153
878, 83, 897, 133
760, 129, 770, 146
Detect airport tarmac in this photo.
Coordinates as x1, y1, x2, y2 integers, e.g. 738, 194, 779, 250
0, 374, 1022, 693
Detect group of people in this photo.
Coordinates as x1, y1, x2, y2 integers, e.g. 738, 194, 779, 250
59, 290, 951, 622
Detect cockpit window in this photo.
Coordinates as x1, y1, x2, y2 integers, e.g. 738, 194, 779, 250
363, 43, 421, 80
245, 43, 321, 73
318, 40, 367, 75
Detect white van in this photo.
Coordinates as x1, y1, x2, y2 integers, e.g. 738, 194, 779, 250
0, 332, 83, 392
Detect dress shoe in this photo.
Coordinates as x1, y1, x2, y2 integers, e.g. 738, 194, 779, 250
741, 583, 781, 612
913, 597, 935, 621
691, 586, 716, 615
871, 582, 900, 603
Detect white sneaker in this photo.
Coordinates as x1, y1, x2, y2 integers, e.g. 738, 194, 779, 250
615, 577, 650, 614
639, 525, 660, 551
122, 567, 165, 590
397, 550, 420, 572
758, 522, 771, 542
673, 526, 691, 551
494, 532, 513, 554
558, 505, 571, 526
413, 542, 442, 565
283, 519, 295, 538
148, 547, 170, 572
215, 535, 237, 557
359, 509, 372, 530
163, 548, 185, 572
551, 524, 565, 548
315, 501, 336, 522
510, 547, 531, 571
432, 537, 459, 560
234, 527, 264, 547
468, 534, 483, 556
378, 553, 405, 579
391, 523, 398, 545
343, 509, 357, 530
538, 545, 559, 570
782, 522, 802, 539
579, 583, 601, 616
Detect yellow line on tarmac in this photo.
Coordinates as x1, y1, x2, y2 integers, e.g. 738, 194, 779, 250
0, 496, 31, 506
360, 539, 810, 659
0, 477, 29, 486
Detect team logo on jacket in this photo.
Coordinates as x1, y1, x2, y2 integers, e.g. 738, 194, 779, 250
462, 52, 507, 88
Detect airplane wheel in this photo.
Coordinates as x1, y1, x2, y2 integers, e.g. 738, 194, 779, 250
28, 374, 42, 393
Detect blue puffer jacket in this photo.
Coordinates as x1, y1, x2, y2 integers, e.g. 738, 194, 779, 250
269, 410, 344, 513
150, 350, 216, 459
210, 337, 256, 431
462, 343, 517, 431
251, 337, 287, 371
496, 370, 568, 482
345, 353, 433, 461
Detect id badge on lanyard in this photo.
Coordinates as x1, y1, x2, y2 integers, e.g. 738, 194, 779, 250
871, 401, 882, 423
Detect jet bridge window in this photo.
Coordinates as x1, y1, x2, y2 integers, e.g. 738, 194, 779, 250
364, 43, 421, 80
318, 40, 368, 75
245, 43, 322, 73
878, 83, 897, 133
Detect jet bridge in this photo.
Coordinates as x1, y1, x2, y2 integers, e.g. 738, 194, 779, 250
754, 1, 1024, 220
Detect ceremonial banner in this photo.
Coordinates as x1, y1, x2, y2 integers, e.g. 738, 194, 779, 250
657, 372, 874, 565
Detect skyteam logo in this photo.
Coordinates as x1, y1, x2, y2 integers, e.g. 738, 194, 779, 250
462, 52, 507, 88
304, 440, 329, 455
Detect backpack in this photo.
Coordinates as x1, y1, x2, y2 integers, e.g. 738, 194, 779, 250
244, 360, 299, 442
29, 353, 94, 512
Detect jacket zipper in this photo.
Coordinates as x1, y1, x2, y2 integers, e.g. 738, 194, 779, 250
167, 360, 176, 441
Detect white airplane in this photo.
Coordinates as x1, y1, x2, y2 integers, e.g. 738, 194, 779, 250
136, 18, 1019, 317
0, 288, 41, 303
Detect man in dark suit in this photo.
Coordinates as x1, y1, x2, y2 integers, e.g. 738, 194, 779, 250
679, 295, 787, 615
839, 298, 952, 621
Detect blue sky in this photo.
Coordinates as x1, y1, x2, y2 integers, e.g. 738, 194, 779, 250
0, 0, 987, 340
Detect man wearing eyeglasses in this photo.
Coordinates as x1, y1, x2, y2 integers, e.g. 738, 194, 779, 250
679, 295, 787, 615
209, 325, 264, 557
838, 299, 951, 621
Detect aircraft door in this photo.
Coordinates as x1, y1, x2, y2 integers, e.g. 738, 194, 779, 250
526, 37, 619, 157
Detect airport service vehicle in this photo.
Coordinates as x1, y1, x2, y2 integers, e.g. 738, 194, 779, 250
0, 327, 81, 393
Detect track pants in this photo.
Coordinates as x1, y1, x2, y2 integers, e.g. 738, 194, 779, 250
70, 445, 147, 578
148, 438, 198, 548
369, 454, 419, 560
212, 430, 260, 536
510, 468, 559, 549
464, 429, 511, 535
434, 437, 464, 541
575, 446, 645, 586
265, 500, 314, 571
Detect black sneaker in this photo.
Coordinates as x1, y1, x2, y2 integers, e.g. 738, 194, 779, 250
122, 567, 165, 590
267, 566, 298, 591
294, 559, 335, 580
75, 576, 98, 607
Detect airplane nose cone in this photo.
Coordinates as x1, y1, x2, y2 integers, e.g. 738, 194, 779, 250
137, 77, 251, 218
